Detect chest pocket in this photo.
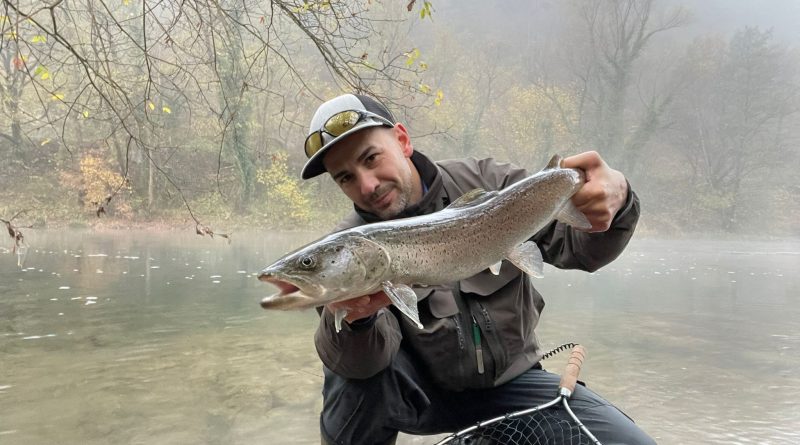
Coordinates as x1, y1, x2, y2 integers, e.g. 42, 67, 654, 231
417, 287, 459, 318
404, 285, 493, 390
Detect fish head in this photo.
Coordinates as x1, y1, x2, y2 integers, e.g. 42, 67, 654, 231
258, 233, 391, 310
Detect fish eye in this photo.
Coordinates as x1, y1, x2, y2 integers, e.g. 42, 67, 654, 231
299, 256, 316, 269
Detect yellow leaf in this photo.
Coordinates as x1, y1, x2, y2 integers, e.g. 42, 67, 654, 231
41, 138, 51, 146
41, 71, 50, 80
405, 48, 420, 66
162, 105, 171, 114
420, 1, 433, 19
148, 101, 155, 111
31, 35, 47, 43
83, 110, 90, 118
419, 62, 428, 71
51, 93, 65, 101
123, 0, 131, 5
435, 89, 444, 106
419, 83, 431, 94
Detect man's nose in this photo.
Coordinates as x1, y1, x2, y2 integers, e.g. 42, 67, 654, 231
359, 172, 380, 196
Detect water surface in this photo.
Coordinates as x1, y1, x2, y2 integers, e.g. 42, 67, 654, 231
1, 231, 798, 444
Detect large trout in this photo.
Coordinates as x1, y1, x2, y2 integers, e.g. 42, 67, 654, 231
258, 155, 591, 331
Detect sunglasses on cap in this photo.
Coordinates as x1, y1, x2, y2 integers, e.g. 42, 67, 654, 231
304, 109, 394, 159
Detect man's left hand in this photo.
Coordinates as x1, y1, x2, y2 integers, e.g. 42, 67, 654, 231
562, 151, 628, 233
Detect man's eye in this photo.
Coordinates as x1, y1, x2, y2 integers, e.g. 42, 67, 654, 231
365, 153, 378, 164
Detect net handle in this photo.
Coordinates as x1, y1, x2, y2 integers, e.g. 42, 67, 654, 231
558, 344, 587, 396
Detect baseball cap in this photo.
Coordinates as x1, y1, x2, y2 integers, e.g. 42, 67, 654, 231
301, 93, 396, 179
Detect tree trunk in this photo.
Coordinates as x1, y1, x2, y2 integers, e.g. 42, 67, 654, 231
147, 153, 154, 216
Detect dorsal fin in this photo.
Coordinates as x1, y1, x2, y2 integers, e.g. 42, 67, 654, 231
447, 188, 497, 209
545, 154, 563, 170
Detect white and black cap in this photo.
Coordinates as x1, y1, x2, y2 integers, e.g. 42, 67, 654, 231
301, 93, 396, 179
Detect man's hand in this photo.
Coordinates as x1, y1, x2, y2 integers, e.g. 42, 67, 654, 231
327, 291, 392, 324
562, 151, 628, 233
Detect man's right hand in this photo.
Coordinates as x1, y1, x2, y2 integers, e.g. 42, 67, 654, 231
327, 291, 392, 324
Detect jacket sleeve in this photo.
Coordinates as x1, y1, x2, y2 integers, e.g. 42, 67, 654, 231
533, 184, 640, 272
476, 157, 640, 272
314, 306, 402, 379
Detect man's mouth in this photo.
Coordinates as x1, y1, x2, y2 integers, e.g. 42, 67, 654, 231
371, 188, 394, 209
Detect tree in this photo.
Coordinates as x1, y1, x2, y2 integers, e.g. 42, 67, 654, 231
667, 28, 800, 231
0, 11, 62, 166
533, 0, 687, 174
0, 0, 432, 225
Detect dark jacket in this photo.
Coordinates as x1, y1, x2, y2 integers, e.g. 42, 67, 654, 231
314, 151, 639, 391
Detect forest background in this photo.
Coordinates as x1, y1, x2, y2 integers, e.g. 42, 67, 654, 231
1, 0, 798, 239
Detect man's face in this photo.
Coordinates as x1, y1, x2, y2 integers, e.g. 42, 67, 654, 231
322, 125, 422, 220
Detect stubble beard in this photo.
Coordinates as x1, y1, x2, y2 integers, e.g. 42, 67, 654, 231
371, 172, 414, 220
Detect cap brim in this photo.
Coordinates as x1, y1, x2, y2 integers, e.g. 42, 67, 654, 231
301, 121, 393, 179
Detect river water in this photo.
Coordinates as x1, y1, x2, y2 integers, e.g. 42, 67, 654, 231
1, 231, 798, 444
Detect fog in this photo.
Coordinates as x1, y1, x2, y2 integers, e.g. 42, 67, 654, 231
0, 0, 797, 237
1, 2, 799, 443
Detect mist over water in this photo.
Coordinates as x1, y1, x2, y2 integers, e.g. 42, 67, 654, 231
1, 231, 798, 444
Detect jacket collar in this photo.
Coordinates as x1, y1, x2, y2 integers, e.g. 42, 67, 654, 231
354, 151, 448, 223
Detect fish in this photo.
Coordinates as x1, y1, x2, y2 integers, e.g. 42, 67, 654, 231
258, 154, 591, 331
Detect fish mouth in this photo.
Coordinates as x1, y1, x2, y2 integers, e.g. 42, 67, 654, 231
258, 272, 320, 310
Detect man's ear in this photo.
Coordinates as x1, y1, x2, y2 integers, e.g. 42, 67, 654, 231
393, 123, 413, 157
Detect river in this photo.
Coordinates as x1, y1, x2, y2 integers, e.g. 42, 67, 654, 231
1, 231, 798, 444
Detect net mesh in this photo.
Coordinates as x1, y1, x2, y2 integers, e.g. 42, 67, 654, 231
449, 409, 593, 445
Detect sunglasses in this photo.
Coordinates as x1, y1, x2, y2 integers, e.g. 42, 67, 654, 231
304, 110, 394, 159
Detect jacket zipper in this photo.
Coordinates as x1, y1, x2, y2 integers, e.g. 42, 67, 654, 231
453, 316, 466, 351
471, 314, 485, 374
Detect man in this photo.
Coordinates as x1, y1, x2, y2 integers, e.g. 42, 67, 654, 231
301, 93, 654, 445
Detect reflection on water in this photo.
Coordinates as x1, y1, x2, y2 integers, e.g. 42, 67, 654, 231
1, 232, 799, 444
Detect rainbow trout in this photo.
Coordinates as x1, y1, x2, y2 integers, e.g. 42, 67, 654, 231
258, 155, 591, 331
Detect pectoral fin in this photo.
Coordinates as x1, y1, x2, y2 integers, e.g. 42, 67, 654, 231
334, 308, 348, 333
506, 241, 544, 278
556, 202, 592, 231
381, 281, 424, 329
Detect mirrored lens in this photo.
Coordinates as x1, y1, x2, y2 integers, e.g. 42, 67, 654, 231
304, 131, 323, 158
324, 110, 361, 136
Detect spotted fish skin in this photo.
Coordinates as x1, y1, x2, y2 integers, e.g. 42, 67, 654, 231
258, 155, 590, 329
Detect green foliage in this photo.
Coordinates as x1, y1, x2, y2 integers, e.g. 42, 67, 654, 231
187, 191, 234, 222
255, 152, 313, 228
493, 85, 580, 168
